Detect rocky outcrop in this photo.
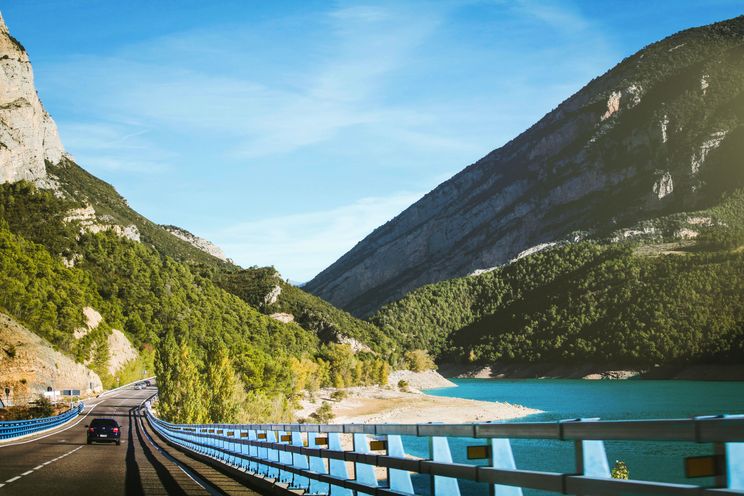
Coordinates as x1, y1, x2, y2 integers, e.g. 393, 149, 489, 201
64, 204, 141, 242
162, 225, 227, 261
0, 12, 64, 185
106, 329, 138, 376
270, 312, 295, 324
0, 312, 102, 404
387, 369, 455, 390
306, 16, 744, 316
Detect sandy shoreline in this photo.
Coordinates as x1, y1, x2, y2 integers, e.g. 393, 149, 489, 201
296, 384, 541, 424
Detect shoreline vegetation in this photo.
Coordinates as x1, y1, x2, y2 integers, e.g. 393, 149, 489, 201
296, 370, 541, 424
439, 363, 744, 381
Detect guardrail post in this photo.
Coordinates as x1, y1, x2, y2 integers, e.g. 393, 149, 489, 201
431, 435, 461, 496
388, 434, 414, 494
328, 432, 352, 496
353, 432, 378, 488
564, 419, 610, 478
719, 414, 744, 489
489, 438, 522, 496
227, 429, 237, 466
266, 431, 280, 480
290, 430, 310, 490
307, 432, 330, 495
247, 430, 259, 474
279, 429, 293, 483
726, 441, 744, 489
257, 429, 269, 476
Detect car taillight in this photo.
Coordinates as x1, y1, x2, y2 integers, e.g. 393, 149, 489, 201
88, 427, 95, 433
112, 427, 119, 434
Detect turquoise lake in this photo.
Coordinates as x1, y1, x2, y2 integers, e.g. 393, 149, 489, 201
411, 379, 744, 495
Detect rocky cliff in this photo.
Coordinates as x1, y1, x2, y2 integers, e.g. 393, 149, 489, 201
0, 312, 103, 403
0, 13, 64, 186
162, 225, 228, 261
306, 16, 744, 316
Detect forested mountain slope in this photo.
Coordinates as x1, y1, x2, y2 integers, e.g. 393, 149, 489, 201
371, 190, 744, 375
0, 12, 394, 422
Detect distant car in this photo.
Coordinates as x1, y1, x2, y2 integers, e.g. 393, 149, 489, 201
134, 384, 144, 390
86, 418, 121, 445
144, 380, 151, 386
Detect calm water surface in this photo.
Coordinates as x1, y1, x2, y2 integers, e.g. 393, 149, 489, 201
413, 379, 744, 495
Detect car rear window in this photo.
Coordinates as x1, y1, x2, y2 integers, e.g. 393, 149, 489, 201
91, 419, 118, 427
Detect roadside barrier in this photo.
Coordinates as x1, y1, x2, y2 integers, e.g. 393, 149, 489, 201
144, 400, 744, 495
0, 403, 84, 441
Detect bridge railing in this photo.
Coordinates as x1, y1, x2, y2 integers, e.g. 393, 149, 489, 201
0, 403, 84, 441
144, 401, 744, 495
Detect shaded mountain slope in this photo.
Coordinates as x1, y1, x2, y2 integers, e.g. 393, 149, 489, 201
307, 16, 744, 317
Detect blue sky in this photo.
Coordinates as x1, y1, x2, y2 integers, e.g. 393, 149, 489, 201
2, 1, 742, 281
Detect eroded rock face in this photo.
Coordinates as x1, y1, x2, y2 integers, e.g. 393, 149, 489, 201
306, 16, 744, 316
162, 225, 228, 261
0, 13, 64, 185
0, 312, 103, 402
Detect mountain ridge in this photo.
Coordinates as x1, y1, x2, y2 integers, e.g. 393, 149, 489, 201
306, 15, 744, 316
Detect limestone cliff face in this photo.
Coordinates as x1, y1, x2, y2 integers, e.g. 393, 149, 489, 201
0, 13, 64, 185
306, 16, 744, 316
162, 225, 228, 261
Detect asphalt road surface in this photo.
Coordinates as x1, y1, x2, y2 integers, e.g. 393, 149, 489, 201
0, 385, 258, 495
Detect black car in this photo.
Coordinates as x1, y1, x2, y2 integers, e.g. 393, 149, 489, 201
86, 418, 121, 445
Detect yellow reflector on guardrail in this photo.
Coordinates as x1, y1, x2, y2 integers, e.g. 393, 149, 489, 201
369, 440, 387, 451
280, 434, 292, 442
315, 437, 328, 446
685, 455, 722, 478
226, 431, 234, 437
240, 432, 249, 438
467, 445, 491, 460
257, 433, 267, 439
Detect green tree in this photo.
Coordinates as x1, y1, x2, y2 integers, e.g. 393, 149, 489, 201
206, 342, 242, 423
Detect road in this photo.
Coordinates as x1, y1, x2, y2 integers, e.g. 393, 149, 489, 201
0, 386, 258, 495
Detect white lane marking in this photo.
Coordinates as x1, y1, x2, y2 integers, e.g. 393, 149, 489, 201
0, 446, 85, 488
0, 386, 146, 448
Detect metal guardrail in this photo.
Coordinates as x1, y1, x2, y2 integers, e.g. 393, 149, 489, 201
0, 403, 84, 441
144, 401, 744, 496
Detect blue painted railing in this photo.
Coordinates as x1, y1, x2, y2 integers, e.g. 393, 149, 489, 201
144, 401, 744, 495
0, 403, 83, 440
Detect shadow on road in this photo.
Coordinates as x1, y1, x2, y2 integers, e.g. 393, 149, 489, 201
125, 407, 145, 496
131, 406, 189, 496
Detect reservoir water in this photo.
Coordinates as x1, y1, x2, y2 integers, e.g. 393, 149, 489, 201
416, 379, 744, 495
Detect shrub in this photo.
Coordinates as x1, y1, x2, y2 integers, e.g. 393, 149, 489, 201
404, 349, 436, 372
330, 390, 348, 402
611, 460, 630, 479
309, 401, 335, 423
31, 395, 54, 417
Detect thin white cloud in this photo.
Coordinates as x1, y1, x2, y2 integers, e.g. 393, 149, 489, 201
58, 121, 174, 173
32, 0, 621, 278
208, 191, 423, 282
